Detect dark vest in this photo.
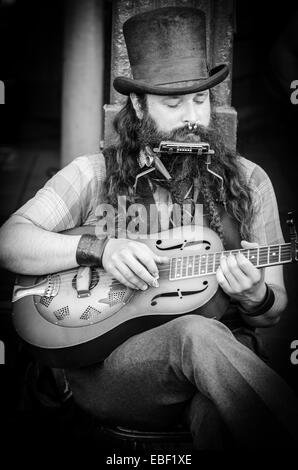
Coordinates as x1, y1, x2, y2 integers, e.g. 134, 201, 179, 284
102, 148, 252, 331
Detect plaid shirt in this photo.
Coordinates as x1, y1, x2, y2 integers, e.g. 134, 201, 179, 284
13, 153, 285, 246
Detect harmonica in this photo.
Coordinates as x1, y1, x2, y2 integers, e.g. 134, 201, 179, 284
153, 140, 215, 156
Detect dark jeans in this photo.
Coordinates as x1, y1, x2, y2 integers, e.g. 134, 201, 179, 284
66, 315, 298, 449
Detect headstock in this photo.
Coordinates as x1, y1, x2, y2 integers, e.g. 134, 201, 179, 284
286, 211, 298, 262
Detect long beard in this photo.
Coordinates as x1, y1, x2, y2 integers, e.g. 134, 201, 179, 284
136, 112, 226, 204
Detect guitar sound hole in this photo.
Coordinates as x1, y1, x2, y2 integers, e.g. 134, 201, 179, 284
72, 268, 100, 291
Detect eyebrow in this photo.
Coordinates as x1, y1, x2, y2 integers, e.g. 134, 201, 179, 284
194, 91, 208, 96
162, 96, 181, 100
163, 91, 208, 100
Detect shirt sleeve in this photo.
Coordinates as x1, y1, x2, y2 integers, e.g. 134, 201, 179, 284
12, 154, 106, 233
248, 163, 284, 246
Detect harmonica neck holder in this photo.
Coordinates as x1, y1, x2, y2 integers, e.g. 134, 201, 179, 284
134, 141, 224, 199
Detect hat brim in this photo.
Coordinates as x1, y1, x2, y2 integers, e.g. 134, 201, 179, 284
113, 64, 229, 96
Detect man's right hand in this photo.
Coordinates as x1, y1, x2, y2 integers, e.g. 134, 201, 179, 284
102, 238, 169, 290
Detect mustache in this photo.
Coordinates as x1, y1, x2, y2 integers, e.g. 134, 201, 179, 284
137, 112, 216, 148
162, 124, 214, 143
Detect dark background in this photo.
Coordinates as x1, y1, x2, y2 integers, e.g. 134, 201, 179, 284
0, 0, 298, 455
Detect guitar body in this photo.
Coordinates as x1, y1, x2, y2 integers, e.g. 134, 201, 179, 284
12, 225, 230, 368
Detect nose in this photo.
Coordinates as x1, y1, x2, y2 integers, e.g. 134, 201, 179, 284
182, 102, 199, 126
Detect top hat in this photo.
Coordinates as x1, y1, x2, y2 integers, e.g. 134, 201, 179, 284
113, 6, 229, 96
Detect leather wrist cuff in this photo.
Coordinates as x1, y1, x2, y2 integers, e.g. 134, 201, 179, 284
76, 234, 109, 267
238, 284, 275, 317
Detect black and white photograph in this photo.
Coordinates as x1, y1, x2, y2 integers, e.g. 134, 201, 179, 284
0, 0, 298, 464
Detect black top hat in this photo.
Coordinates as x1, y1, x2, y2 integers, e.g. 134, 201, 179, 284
113, 6, 229, 96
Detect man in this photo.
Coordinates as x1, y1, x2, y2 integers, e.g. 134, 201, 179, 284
0, 7, 297, 449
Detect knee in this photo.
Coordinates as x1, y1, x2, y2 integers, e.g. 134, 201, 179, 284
169, 314, 232, 346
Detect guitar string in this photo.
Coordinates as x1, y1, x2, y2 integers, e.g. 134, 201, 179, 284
37, 246, 293, 288
40, 246, 292, 281
52, 244, 292, 276
42, 243, 292, 282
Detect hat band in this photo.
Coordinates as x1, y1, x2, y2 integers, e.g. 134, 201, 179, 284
131, 56, 208, 85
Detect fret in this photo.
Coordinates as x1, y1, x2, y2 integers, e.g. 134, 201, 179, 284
169, 257, 176, 280
182, 256, 188, 277
214, 252, 222, 271
176, 257, 182, 278
187, 255, 193, 277
175, 257, 178, 277
194, 255, 200, 275
207, 253, 213, 274
258, 247, 268, 266
212, 252, 216, 274
248, 248, 258, 266
281, 244, 291, 262
278, 244, 281, 264
269, 245, 279, 265
241, 249, 249, 262
200, 254, 207, 275
193, 256, 196, 276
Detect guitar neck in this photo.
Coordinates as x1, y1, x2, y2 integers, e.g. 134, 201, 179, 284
169, 242, 293, 281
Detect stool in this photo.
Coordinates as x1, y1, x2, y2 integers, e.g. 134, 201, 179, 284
98, 423, 193, 453
19, 361, 194, 453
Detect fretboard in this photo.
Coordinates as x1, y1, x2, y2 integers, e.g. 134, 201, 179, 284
169, 243, 292, 281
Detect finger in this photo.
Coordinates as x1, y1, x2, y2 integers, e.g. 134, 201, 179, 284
220, 255, 241, 292
259, 267, 265, 282
134, 246, 167, 279
124, 252, 159, 287
216, 266, 232, 294
135, 246, 159, 278
241, 240, 259, 249
109, 266, 140, 290
236, 253, 261, 284
117, 261, 149, 291
154, 254, 170, 264
226, 253, 250, 285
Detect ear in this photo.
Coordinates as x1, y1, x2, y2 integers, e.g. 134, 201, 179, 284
130, 93, 144, 120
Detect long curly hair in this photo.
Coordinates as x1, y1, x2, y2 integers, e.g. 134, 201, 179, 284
102, 95, 254, 241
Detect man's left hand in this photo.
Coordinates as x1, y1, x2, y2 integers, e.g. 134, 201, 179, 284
216, 240, 267, 310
